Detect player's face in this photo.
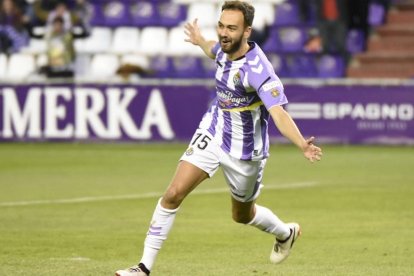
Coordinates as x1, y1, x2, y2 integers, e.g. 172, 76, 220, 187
217, 9, 250, 55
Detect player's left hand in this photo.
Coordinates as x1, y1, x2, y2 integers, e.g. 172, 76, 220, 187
184, 18, 203, 46
302, 136, 322, 163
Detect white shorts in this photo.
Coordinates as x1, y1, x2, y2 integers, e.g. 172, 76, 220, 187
180, 130, 266, 202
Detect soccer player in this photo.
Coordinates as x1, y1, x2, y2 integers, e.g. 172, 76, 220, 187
116, 1, 322, 275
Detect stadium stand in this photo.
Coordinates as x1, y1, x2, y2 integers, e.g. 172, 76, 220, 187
348, 0, 414, 78
0, 0, 411, 80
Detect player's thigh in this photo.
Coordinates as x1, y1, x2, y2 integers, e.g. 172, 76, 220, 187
221, 156, 266, 203
162, 161, 209, 207
180, 130, 220, 178
163, 130, 220, 208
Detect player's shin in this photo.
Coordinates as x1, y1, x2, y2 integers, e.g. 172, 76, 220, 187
140, 198, 179, 270
248, 204, 290, 240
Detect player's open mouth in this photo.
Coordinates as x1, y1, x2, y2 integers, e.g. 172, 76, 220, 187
221, 39, 231, 46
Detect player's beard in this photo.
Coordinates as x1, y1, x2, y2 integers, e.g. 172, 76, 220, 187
220, 33, 243, 55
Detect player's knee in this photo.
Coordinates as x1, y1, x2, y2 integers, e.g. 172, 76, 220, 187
162, 187, 185, 208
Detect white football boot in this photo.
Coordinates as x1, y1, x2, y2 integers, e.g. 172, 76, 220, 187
115, 263, 149, 276
269, 222, 301, 264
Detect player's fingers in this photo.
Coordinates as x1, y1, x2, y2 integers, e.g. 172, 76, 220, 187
184, 23, 193, 33
313, 145, 322, 153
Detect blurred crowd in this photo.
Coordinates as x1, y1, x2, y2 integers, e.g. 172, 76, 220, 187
302, 0, 391, 57
0, 0, 91, 77
0, 0, 393, 80
0, 0, 91, 52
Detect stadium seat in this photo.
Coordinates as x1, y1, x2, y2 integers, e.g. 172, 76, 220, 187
74, 54, 92, 77
268, 53, 290, 78
158, 2, 187, 27
21, 38, 47, 54
130, 1, 159, 27
252, 3, 275, 30
36, 54, 48, 68
273, 1, 300, 26
90, 0, 130, 27
6, 53, 36, 80
346, 29, 365, 54
111, 27, 140, 54
139, 27, 168, 56
288, 54, 317, 78
167, 27, 202, 56
90, 1, 106, 26
149, 55, 174, 78
278, 27, 307, 53
173, 56, 205, 78
317, 54, 345, 78
104, 0, 130, 27
369, 2, 386, 26
186, 3, 218, 27
78, 27, 112, 53
201, 57, 216, 78
262, 28, 282, 53
201, 27, 218, 41
89, 53, 120, 78
0, 54, 7, 78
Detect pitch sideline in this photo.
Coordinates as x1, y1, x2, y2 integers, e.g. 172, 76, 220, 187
0, 181, 317, 207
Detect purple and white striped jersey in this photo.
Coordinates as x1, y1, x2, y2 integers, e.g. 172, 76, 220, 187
198, 42, 288, 161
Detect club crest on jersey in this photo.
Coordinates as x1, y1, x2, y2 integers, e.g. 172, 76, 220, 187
233, 71, 241, 86
271, 89, 280, 97
185, 147, 194, 156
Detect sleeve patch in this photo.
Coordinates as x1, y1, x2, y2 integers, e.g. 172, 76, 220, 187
262, 80, 282, 92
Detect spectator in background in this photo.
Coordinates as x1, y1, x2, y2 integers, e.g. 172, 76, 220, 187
348, 0, 369, 37
0, 0, 29, 53
32, 0, 68, 25
72, 0, 92, 36
40, 16, 75, 78
46, 1, 72, 33
304, 0, 348, 55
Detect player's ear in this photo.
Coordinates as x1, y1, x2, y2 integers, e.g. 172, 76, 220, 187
244, 26, 252, 39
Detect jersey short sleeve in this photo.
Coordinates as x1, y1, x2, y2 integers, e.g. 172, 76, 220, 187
247, 55, 288, 110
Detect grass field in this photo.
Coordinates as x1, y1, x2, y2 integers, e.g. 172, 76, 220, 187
0, 143, 413, 275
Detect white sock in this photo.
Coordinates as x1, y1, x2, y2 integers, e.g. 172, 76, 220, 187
248, 204, 290, 240
140, 198, 179, 271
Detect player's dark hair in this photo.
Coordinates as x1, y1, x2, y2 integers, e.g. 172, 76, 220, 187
222, 1, 255, 27
52, 16, 64, 25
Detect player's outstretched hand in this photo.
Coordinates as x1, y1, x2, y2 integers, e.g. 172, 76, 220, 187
184, 18, 203, 46
302, 136, 322, 163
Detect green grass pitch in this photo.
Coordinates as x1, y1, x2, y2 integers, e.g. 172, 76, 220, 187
0, 143, 413, 275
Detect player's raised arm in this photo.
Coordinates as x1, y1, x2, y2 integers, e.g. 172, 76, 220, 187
269, 105, 323, 163
184, 18, 217, 59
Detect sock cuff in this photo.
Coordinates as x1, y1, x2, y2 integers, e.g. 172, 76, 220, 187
247, 204, 259, 225
157, 197, 180, 214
